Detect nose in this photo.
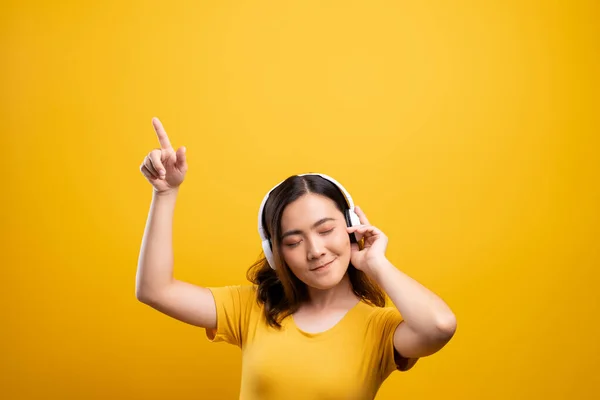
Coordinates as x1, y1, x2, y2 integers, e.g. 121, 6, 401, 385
306, 236, 326, 261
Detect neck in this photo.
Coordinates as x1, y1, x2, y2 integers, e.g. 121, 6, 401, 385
304, 273, 358, 312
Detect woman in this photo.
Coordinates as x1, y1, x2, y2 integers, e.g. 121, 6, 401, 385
137, 117, 457, 399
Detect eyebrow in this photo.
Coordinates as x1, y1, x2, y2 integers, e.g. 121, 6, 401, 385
280, 217, 337, 240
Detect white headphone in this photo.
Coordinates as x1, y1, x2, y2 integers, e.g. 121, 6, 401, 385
257, 173, 361, 270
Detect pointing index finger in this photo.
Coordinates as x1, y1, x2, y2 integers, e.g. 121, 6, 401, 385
152, 117, 172, 150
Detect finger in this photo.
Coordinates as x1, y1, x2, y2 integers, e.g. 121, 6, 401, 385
152, 117, 173, 150
354, 227, 376, 236
144, 154, 158, 173
347, 225, 382, 236
354, 205, 371, 225
143, 156, 160, 178
175, 146, 187, 172
140, 164, 158, 180
148, 150, 166, 178
347, 224, 369, 233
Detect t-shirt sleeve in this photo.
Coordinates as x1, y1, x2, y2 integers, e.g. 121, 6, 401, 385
205, 285, 256, 348
368, 306, 418, 378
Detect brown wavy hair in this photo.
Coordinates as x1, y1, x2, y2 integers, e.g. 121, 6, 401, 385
246, 174, 386, 328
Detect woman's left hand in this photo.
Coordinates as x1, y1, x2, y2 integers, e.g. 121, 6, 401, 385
347, 206, 389, 275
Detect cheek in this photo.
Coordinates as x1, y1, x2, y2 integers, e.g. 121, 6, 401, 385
281, 247, 303, 270
281, 252, 310, 281
332, 230, 352, 251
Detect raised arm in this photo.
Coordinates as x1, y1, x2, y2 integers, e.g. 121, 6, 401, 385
136, 117, 217, 329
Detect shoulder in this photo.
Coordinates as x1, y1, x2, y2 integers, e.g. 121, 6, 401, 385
345, 302, 403, 339
356, 301, 403, 330
208, 284, 259, 311
208, 284, 257, 298
205, 284, 262, 345
356, 302, 418, 373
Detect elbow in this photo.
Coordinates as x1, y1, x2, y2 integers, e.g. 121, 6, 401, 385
135, 274, 157, 304
135, 284, 155, 305
136, 287, 149, 304
135, 276, 171, 305
435, 312, 457, 339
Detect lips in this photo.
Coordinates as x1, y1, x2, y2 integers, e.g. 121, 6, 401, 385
312, 258, 335, 271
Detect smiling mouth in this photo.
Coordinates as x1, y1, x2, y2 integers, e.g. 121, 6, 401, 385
312, 258, 336, 271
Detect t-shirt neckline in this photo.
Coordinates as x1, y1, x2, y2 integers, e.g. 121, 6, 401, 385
288, 299, 364, 339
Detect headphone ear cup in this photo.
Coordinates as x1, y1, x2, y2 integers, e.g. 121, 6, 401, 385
346, 209, 358, 244
348, 209, 361, 227
262, 239, 276, 269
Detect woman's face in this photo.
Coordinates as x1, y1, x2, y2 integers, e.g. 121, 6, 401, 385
279, 193, 351, 289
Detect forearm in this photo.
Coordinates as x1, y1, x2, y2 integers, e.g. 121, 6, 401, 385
371, 258, 456, 337
136, 188, 179, 300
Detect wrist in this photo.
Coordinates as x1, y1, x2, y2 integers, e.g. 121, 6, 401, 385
368, 257, 395, 282
153, 187, 179, 198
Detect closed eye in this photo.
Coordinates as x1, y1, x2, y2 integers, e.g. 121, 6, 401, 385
284, 228, 334, 248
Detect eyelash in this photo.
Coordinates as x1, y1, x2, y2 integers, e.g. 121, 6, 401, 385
285, 228, 334, 248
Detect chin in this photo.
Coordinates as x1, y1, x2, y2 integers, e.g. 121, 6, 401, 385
306, 277, 339, 290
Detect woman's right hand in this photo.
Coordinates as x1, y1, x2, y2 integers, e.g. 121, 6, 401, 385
139, 117, 188, 194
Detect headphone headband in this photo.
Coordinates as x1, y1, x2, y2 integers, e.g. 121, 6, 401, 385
257, 173, 360, 269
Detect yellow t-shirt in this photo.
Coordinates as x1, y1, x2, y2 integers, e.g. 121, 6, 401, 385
207, 285, 416, 399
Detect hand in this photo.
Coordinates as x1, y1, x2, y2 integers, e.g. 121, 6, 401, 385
347, 206, 389, 275
139, 117, 188, 194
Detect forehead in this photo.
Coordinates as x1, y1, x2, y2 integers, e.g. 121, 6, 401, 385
280, 194, 341, 228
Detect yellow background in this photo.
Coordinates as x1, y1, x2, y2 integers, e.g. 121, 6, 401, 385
2, 1, 599, 399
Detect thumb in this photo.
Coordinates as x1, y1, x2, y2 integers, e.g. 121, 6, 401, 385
175, 146, 187, 170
